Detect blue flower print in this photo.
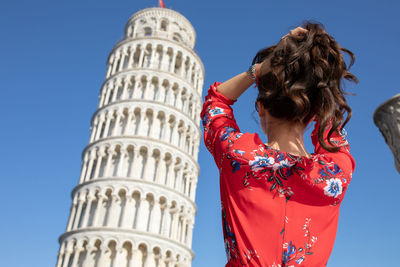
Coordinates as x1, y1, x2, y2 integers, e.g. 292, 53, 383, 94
225, 240, 231, 261
250, 156, 294, 173
210, 107, 225, 116
249, 156, 275, 172
235, 132, 243, 138
276, 152, 285, 162
318, 163, 342, 179
323, 178, 343, 198
202, 106, 229, 129
231, 159, 241, 173
201, 113, 209, 126
222, 206, 238, 262
282, 241, 297, 264
220, 126, 238, 141
281, 217, 317, 265
329, 164, 342, 176
233, 149, 245, 155
341, 128, 347, 137
296, 256, 305, 264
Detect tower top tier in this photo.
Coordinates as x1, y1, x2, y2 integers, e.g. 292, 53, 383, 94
126, 7, 197, 49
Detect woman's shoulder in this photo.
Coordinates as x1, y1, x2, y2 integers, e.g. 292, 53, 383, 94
226, 131, 354, 177
226, 132, 304, 171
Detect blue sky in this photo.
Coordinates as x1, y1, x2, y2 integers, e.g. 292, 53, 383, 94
1, 0, 399, 266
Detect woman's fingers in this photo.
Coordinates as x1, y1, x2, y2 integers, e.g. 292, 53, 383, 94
282, 27, 308, 40
291, 27, 308, 35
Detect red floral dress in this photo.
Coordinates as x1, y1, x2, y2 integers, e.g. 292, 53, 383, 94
200, 82, 355, 267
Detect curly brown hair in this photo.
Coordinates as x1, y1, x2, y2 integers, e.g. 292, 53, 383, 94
252, 21, 359, 152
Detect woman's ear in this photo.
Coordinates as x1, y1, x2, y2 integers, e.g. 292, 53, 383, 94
257, 101, 264, 116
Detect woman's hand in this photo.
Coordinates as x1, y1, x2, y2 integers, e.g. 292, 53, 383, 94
281, 26, 308, 40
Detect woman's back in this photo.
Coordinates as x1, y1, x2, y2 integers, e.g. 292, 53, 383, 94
200, 82, 355, 266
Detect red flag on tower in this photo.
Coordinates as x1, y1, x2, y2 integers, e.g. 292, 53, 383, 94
159, 0, 165, 8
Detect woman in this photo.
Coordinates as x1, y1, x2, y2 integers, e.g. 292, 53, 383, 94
200, 22, 358, 267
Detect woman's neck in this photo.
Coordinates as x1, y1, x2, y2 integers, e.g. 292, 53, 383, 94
264, 120, 311, 158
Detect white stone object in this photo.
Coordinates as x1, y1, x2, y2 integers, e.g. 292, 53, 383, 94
373, 94, 400, 174
56, 7, 204, 267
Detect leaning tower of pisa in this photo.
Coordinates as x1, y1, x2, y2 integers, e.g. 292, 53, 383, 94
56, 7, 204, 267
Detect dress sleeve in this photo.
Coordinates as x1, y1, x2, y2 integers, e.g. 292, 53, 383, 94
200, 82, 243, 169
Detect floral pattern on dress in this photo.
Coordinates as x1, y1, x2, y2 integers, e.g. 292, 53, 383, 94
226, 140, 306, 201
200, 82, 355, 266
222, 202, 259, 265
281, 217, 318, 266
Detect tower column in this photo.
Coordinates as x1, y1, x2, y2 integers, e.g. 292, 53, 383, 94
170, 208, 180, 240
150, 44, 157, 68
61, 246, 72, 267
121, 78, 131, 100
112, 52, 120, 75
124, 110, 135, 135
103, 147, 114, 178
94, 116, 105, 141
150, 198, 162, 234
92, 192, 107, 227
78, 156, 89, 184
112, 80, 121, 102
112, 110, 123, 136
116, 149, 128, 177
81, 192, 95, 228
139, 109, 147, 136
180, 217, 187, 243
181, 125, 188, 149
106, 192, 121, 227
119, 48, 127, 71
145, 251, 156, 267
145, 151, 156, 182
170, 51, 177, 73
97, 244, 109, 267
72, 194, 85, 229
157, 155, 167, 184
89, 121, 98, 142
121, 195, 134, 228
161, 203, 172, 237
129, 147, 140, 179
70, 241, 83, 267
106, 59, 113, 78
113, 244, 124, 267
136, 196, 150, 231
187, 61, 194, 82
187, 220, 194, 246
102, 113, 113, 138
56, 242, 65, 267
149, 112, 156, 138
84, 152, 96, 182
93, 148, 105, 179
103, 84, 113, 105
66, 196, 78, 231
128, 45, 135, 68
161, 48, 169, 71
138, 46, 145, 68
184, 172, 191, 196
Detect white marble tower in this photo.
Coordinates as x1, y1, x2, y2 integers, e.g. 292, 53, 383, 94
56, 7, 204, 267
